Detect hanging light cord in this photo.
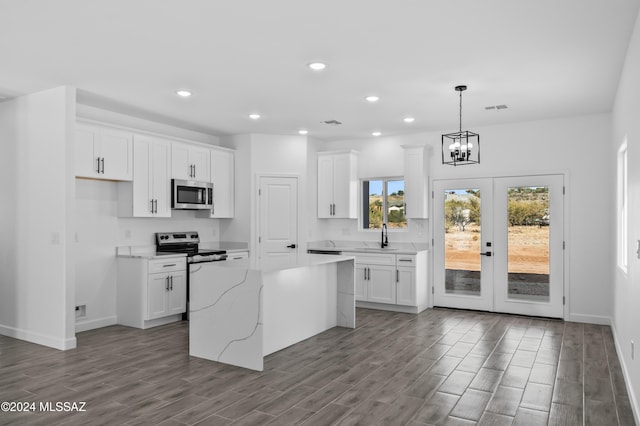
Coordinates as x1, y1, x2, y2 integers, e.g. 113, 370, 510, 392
459, 89, 463, 132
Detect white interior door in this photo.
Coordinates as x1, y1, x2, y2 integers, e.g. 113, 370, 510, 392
433, 175, 564, 318
434, 179, 494, 311
258, 176, 298, 262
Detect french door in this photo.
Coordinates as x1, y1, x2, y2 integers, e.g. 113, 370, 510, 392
433, 175, 564, 318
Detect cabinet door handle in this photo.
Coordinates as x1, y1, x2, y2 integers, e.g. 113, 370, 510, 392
398, 259, 413, 262
166, 276, 170, 291
332, 204, 336, 215
100, 157, 105, 174
154, 199, 158, 214
163, 264, 176, 268
396, 270, 399, 282
193, 164, 196, 178
150, 199, 154, 213
170, 275, 173, 291
96, 157, 101, 173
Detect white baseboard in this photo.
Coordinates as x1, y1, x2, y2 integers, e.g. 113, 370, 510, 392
356, 301, 422, 314
75, 316, 117, 333
611, 321, 640, 426
0, 324, 77, 350
568, 313, 611, 325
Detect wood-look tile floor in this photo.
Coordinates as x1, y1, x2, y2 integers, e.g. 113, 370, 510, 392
0, 308, 636, 425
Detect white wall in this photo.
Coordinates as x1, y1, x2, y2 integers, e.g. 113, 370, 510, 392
321, 113, 614, 324
73, 107, 223, 332
0, 86, 77, 350
74, 179, 219, 332
220, 134, 309, 257
612, 8, 640, 421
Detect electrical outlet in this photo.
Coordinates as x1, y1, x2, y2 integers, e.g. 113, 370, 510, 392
75, 305, 87, 319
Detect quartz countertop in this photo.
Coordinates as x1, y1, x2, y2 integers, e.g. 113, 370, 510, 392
307, 240, 428, 255
188, 253, 354, 273
199, 241, 249, 253
116, 241, 249, 259
116, 246, 187, 260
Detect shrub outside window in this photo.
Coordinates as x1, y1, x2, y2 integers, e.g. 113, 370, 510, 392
362, 179, 407, 229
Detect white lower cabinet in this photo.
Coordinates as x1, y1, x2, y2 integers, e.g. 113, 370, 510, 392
367, 265, 397, 304
117, 256, 187, 329
147, 270, 186, 320
355, 265, 368, 301
344, 250, 427, 313
396, 266, 416, 306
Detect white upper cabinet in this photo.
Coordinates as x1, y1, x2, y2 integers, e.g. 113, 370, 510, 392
403, 145, 429, 219
118, 135, 171, 217
171, 142, 211, 182
317, 150, 358, 218
209, 148, 235, 218
75, 123, 133, 181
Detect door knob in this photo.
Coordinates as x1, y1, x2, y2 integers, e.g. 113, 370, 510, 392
287, 244, 297, 249
480, 251, 492, 256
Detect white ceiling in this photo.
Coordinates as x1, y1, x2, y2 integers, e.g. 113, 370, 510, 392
1, 0, 639, 141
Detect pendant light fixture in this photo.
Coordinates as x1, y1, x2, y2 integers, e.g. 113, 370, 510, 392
442, 85, 480, 166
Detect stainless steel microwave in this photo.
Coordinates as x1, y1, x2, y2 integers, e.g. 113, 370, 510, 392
171, 179, 213, 210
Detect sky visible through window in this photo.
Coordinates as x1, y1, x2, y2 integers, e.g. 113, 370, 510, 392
368, 180, 404, 195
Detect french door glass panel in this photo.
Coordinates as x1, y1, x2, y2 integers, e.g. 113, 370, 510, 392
493, 175, 564, 317
434, 179, 493, 311
434, 175, 564, 318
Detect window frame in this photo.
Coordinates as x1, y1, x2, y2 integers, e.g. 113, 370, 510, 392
618, 139, 628, 273
360, 177, 407, 231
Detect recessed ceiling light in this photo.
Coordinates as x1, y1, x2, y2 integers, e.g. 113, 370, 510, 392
298, 130, 309, 135
176, 90, 192, 97
372, 131, 382, 137
365, 95, 380, 103
308, 62, 327, 71
249, 113, 261, 120
403, 117, 415, 123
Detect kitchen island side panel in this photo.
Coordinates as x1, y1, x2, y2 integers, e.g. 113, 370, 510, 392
189, 264, 264, 371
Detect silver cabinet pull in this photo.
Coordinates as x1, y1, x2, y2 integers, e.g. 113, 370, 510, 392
96, 157, 101, 173
398, 258, 413, 262
396, 269, 399, 282
163, 264, 176, 268
170, 275, 174, 290
100, 157, 105, 174
166, 276, 170, 291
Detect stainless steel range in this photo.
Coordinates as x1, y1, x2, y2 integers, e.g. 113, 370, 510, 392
155, 232, 227, 263
156, 231, 227, 319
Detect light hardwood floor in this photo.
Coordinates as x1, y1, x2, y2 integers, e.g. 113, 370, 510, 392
0, 308, 636, 425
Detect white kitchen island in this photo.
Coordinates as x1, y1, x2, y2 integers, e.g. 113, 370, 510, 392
189, 254, 355, 371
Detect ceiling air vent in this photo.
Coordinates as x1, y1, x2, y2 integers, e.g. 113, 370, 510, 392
322, 120, 342, 126
485, 104, 508, 111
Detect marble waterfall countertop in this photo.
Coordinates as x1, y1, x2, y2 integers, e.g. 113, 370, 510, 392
189, 254, 355, 371
193, 253, 355, 273
307, 240, 429, 255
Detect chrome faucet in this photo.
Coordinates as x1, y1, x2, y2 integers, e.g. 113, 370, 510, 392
381, 223, 389, 248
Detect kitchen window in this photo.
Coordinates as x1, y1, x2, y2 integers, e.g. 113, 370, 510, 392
362, 178, 407, 230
